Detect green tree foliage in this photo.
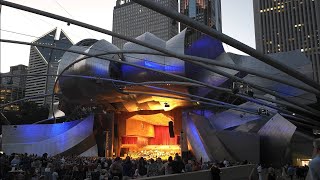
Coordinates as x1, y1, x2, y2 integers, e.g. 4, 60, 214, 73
1, 101, 49, 125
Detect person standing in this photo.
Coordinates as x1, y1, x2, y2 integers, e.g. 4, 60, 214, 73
122, 156, 134, 179
110, 157, 123, 180
210, 164, 221, 180
267, 165, 275, 180
223, 159, 230, 167
257, 164, 263, 180
309, 138, 320, 180
136, 157, 147, 178
287, 165, 295, 180
147, 159, 160, 177
170, 155, 185, 174
163, 156, 173, 175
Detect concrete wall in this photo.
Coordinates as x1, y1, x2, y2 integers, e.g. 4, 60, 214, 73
141, 164, 255, 180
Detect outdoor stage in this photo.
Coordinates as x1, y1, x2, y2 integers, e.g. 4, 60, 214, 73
99, 109, 184, 159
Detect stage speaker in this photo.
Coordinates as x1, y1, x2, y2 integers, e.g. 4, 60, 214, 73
169, 121, 175, 138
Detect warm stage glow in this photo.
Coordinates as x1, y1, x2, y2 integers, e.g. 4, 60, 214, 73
118, 109, 182, 159
122, 85, 193, 111
123, 145, 181, 160
127, 113, 172, 126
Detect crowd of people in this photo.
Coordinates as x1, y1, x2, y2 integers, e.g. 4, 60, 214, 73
0, 152, 239, 180
256, 164, 309, 180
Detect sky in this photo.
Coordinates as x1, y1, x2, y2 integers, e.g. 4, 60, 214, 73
0, 0, 255, 73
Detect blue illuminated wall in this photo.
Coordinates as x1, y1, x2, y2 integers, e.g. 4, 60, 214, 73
185, 35, 224, 60
185, 35, 225, 97
2, 115, 97, 156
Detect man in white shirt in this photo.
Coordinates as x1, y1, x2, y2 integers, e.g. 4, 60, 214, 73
257, 164, 263, 180
309, 138, 320, 180
223, 159, 230, 167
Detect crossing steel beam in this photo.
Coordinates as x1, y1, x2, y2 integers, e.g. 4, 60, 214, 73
132, 0, 320, 91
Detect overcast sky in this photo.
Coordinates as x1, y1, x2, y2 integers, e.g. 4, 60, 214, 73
0, 0, 255, 73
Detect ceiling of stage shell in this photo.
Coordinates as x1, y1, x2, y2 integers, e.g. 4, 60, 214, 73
127, 113, 173, 126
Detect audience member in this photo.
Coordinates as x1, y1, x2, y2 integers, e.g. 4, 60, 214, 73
309, 138, 320, 180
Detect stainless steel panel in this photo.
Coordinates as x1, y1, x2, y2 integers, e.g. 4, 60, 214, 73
258, 113, 297, 167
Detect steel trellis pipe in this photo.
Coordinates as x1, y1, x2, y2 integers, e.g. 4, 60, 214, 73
0, 1, 319, 112
1, 39, 319, 118
0, 3, 318, 126
55, 50, 319, 118
1, 39, 318, 119
1, 38, 318, 95
124, 91, 320, 126
2, 73, 317, 125
132, 0, 320, 91
0, 74, 258, 114
0, 1, 319, 115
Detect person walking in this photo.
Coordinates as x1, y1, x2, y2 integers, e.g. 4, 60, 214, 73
309, 138, 320, 180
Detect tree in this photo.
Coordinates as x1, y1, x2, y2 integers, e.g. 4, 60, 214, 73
2, 101, 49, 125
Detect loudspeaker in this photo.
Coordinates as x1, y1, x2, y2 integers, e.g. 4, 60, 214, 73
169, 121, 175, 138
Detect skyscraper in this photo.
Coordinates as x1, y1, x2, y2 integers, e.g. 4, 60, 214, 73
25, 28, 73, 107
253, 0, 320, 83
112, 0, 179, 48
180, 0, 222, 47
0, 65, 28, 110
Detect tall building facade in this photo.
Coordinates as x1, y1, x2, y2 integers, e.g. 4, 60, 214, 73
25, 28, 73, 107
112, 0, 179, 48
253, 0, 320, 83
180, 0, 222, 47
0, 65, 28, 110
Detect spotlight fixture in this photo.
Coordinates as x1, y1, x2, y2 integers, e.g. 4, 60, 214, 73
164, 102, 170, 108
232, 82, 240, 94
246, 89, 254, 97
232, 82, 246, 94
258, 108, 269, 116
313, 129, 320, 135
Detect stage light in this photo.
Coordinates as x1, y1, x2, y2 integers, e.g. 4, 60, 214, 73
247, 90, 254, 97
313, 129, 320, 135
258, 108, 269, 116
164, 103, 170, 108
292, 113, 296, 116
